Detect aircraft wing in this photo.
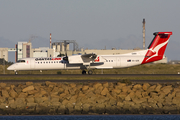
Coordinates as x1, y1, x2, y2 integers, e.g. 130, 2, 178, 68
68, 53, 104, 64
81, 53, 97, 61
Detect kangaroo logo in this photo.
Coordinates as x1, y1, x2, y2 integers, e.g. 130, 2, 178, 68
145, 39, 169, 62
95, 56, 100, 62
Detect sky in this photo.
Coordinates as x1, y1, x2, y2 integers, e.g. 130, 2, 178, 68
0, 0, 180, 62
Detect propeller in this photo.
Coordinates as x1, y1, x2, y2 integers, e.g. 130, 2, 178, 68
63, 52, 68, 61
92, 54, 97, 59
63, 41, 68, 61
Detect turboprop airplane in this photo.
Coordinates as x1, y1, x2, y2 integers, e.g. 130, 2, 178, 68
7, 32, 172, 75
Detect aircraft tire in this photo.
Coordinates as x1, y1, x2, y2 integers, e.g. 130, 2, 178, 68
82, 70, 86, 75
15, 71, 18, 75
88, 70, 93, 75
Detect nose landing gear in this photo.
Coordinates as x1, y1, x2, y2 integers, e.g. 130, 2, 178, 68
14, 71, 18, 75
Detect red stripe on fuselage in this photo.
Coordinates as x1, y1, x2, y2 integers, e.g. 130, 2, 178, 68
52, 58, 61, 60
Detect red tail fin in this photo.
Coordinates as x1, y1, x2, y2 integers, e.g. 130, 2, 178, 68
141, 32, 172, 64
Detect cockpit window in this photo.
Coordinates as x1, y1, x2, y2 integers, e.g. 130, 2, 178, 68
17, 60, 25, 63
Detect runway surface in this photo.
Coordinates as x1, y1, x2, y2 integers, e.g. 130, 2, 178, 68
0, 74, 180, 83
0, 74, 180, 77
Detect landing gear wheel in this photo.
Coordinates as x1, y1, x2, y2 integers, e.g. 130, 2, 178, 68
15, 71, 18, 75
88, 70, 93, 75
82, 70, 86, 75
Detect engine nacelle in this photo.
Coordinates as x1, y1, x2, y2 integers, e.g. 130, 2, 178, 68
68, 55, 83, 64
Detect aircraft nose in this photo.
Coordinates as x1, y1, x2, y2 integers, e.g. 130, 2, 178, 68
7, 65, 15, 70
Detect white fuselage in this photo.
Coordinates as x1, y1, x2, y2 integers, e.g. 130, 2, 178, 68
7, 31, 172, 73
7, 50, 148, 71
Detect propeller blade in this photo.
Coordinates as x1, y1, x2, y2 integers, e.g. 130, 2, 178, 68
63, 56, 68, 61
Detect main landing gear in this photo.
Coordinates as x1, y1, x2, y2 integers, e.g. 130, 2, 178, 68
82, 70, 93, 75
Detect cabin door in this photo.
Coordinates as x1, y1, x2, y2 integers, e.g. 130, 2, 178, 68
116, 57, 120, 67
30, 59, 35, 69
